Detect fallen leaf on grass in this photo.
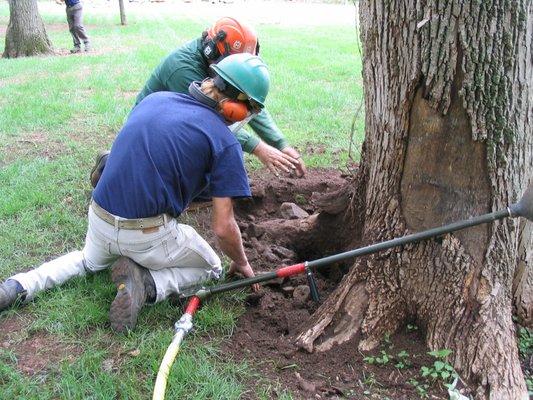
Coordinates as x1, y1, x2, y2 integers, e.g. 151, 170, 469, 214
102, 358, 115, 372
128, 348, 140, 357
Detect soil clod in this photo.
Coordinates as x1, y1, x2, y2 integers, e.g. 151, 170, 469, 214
280, 202, 310, 219
293, 285, 311, 305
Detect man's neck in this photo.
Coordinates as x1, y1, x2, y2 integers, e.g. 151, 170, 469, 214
200, 80, 226, 104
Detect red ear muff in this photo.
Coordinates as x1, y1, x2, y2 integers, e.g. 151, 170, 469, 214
219, 99, 249, 122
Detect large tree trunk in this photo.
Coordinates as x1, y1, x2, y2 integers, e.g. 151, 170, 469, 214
3, 0, 53, 58
297, 1, 532, 399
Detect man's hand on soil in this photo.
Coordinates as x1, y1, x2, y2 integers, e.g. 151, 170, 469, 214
252, 142, 301, 177
281, 146, 306, 177
228, 261, 260, 292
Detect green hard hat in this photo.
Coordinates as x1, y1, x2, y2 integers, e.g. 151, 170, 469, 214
210, 53, 270, 107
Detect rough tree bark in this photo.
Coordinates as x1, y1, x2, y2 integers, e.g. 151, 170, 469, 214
3, 0, 53, 58
296, 1, 532, 399
513, 219, 533, 328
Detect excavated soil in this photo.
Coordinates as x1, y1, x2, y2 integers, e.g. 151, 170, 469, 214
185, 168, 448, 399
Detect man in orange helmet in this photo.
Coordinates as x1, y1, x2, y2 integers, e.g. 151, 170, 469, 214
90, 17, 305, 188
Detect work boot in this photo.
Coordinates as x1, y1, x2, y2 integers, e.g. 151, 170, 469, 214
89, 150, 110, 188
109, 257, 156, 333
84, 42, 91, 52
70, 46, 81, 54
0, 280, 25, 312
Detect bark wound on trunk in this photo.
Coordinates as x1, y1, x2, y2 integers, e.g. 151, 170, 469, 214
399, 75, 525, 400
402, 82, 490, 263
3, 0, 52, 58
297, 0, 532, 398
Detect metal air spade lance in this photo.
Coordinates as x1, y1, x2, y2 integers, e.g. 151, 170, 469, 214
152, 184, 533, 400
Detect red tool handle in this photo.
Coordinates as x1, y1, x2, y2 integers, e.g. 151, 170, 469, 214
276, 263, 306, 278
185, 296, 201, 315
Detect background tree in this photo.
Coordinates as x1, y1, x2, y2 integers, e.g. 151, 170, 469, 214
118, 0, 127, 26
3, 0, 53, 58
293, 1, 532, 398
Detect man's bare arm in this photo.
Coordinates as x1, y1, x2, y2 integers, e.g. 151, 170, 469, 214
211, 197, 259, 291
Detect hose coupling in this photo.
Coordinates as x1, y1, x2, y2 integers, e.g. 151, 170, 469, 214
194, 287, 211, 300
174, 313, 193, 334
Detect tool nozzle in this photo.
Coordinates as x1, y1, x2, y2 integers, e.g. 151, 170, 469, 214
509, 184, 533, 221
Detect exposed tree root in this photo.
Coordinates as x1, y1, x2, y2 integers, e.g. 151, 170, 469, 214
296, 261, 367, 352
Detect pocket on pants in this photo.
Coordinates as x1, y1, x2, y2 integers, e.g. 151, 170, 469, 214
122, 239, 171, 269
166, 224, 221, 270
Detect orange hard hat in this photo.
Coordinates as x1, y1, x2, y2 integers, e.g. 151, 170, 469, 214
206, 17, 258, 58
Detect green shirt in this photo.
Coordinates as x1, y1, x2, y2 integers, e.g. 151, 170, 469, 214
136, 39, 288, 153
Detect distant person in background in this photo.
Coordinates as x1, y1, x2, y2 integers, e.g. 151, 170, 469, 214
56, 0, 91, 53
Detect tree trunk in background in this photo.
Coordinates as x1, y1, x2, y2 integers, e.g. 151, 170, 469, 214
119, 0, 127, 26
297, 1, 532, 398
3, 0, 53, 58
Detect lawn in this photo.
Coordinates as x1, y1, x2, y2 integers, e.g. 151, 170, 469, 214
0, 2, 362, 398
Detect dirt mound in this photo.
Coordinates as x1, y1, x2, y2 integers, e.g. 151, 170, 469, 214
187, 168, 447, 399
235, 168, 349, 271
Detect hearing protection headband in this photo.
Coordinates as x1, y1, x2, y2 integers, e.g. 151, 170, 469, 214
188, 80, 218, 109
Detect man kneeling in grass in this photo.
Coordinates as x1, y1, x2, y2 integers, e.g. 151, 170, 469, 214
0, 54, 265, 332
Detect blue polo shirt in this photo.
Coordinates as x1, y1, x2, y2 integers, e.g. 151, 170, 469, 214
92, 92, 251, 219
65, 0, 80, 7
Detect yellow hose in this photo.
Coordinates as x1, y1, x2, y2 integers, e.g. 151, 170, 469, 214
152, 297, 201, 400
152, 330, 185, 400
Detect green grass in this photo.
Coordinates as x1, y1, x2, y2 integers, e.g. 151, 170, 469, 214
0, 2, 363, 399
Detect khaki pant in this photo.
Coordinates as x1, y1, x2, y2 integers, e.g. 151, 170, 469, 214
11, 205, 221, 302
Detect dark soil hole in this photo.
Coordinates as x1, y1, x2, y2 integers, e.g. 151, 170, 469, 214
233, 168, 352, 271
